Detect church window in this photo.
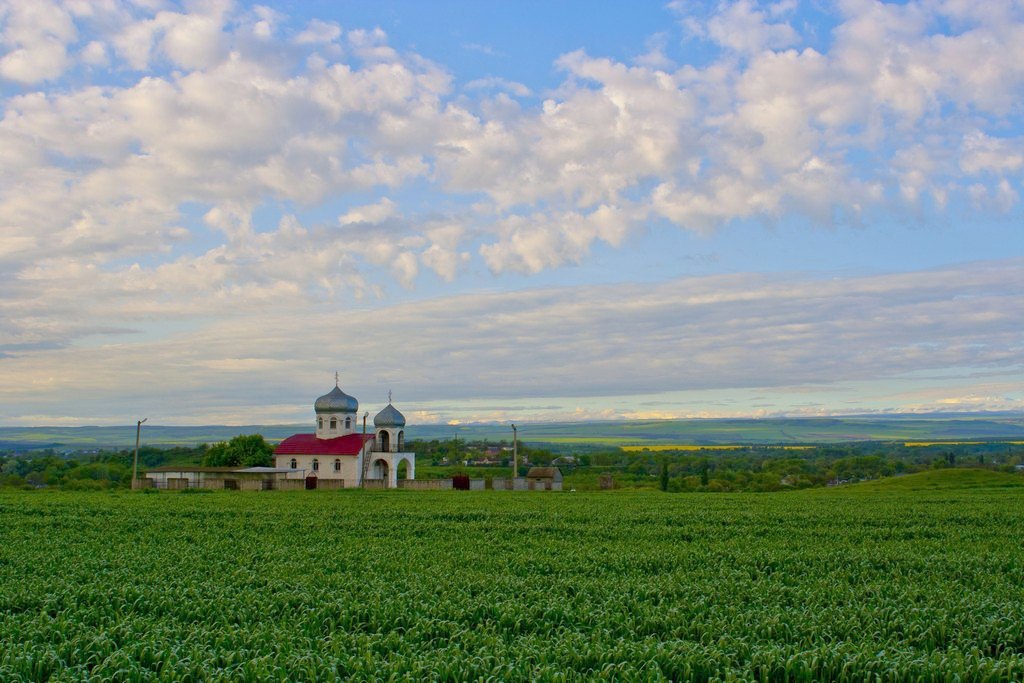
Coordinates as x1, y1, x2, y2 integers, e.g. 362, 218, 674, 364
334, 458, 341, 472
312, 458, 319, 471
330, 418, 337, 430
398, 430, 404, 450
345, 417, 351, 429
290, 458, 297, 469
318, 417, 323, 429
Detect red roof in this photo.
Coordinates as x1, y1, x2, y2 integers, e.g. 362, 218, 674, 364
274, 433, 373, 456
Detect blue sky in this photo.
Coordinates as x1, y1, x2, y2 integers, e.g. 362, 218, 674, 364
0, 0, 1022, 426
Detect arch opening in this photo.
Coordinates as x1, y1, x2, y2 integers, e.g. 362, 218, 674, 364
372, 458, 389, 483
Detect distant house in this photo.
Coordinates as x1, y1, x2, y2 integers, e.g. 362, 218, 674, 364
525, 467, 563, 491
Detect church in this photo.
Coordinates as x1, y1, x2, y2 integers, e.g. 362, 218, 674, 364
274, 377, 416, 489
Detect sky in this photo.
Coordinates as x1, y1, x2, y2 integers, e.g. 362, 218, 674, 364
0, 0, 1022, 427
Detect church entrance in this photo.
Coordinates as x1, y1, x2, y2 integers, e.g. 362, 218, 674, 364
372, 459, 389, 487
305, 474, 318, 490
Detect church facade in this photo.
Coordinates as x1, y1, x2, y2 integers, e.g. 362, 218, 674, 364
274, 379, 416, 488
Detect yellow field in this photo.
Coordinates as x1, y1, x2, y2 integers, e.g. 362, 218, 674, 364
622, 444, 815, 452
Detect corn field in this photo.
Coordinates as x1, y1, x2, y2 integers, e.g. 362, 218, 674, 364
1, 483, 1022, 681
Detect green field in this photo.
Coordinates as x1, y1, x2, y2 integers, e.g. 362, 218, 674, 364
1, 471, 1023, 680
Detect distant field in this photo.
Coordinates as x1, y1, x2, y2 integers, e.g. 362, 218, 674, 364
905, 440, 1024, 447
833, 468, 1024, 492
621, 444, 816, 452
3, 413, 1024, 451
1, 470, 1022, 680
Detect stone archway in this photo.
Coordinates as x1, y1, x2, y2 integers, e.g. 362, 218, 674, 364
397, 458, 409, 480
379, 430, 391, 452
373, 458, 389, 484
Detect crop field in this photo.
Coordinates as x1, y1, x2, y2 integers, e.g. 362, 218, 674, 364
1, 472, 1023, 681
620, 445, 816, 452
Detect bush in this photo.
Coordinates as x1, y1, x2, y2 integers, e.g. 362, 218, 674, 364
63, 479, 108, 491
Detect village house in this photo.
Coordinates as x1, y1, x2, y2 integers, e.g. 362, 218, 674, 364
524, 467, 563, 491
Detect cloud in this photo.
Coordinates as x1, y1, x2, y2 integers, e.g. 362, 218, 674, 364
706, 0, 799, 54
1, 259, 1021, 424
1, 1, 1023, 423
294, 18, 341, 45
3, 0, 1023, 289
0, 0, 76, 83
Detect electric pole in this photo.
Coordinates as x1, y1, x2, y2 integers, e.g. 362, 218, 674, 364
511, 423, 518, 481
132, 418, 148, 489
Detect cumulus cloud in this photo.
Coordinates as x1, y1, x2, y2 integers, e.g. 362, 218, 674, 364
0, 0, 76, 82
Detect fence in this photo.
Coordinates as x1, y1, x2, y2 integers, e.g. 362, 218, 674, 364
398, 479, 454, 490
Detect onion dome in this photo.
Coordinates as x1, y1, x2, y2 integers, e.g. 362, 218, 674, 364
314, 385, 358, 413
374, 403, 406, 428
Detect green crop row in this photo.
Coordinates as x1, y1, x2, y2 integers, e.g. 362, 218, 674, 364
0, 481, 1022, 681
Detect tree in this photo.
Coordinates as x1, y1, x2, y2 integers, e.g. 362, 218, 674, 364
659, 461, 669, 491
202, 434, 274, 467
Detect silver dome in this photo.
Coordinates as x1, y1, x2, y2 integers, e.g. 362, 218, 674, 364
314, 385, 359, 413
373, 403, 406, 427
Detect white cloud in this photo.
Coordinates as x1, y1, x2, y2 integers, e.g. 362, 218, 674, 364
706, 0, 799, 54
294, 18, 341, 45
0, 0, 76, 83
960, 132, 1024, 175
339, 198, 398, 225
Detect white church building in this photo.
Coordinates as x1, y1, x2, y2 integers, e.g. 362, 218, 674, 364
274, 379, 416, 489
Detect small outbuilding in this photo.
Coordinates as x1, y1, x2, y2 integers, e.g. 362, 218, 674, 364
525, 466, 563, 491
142, 466, 308, 491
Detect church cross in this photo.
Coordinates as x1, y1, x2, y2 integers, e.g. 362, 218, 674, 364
335, 371, 339, 387
388, 390, 392, 404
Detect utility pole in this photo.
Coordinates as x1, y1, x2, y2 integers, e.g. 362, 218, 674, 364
132, 418, 148, 489
511, 423, 518, 481
360, 411, 369, 488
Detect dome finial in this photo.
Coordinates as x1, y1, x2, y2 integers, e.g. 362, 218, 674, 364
335, 371, 339, 387
388, 389, 392, 404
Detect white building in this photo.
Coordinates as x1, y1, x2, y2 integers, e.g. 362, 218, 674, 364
274, 380, 416, 489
